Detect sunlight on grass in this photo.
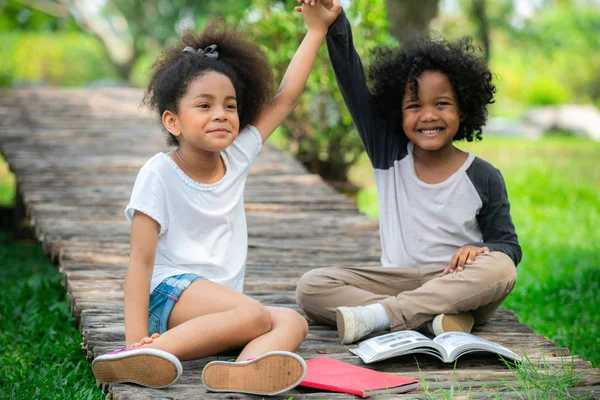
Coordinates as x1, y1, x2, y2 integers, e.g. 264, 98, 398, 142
0, 155, 15, 206
350, 136, 600, 367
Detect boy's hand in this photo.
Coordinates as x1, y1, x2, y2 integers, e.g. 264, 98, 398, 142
297, 0, 334, 9
131, 332, 160, 348
295, 0, 341, 33
444, 246, 490, 275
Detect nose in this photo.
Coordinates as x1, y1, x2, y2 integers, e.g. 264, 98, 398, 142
420, 106, 439, 122
213, 106, 227, 121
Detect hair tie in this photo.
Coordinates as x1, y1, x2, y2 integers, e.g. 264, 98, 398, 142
182, 44, 219, 59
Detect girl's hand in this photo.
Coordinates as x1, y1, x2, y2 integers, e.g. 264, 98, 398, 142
444, 246, 490, 275
295, 0, 341, 33
131, 332, 160, 348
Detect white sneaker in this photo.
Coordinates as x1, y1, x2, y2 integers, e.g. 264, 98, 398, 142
428, 312, 475, 336
92, 347, 182, 388
336, 306, 377, 344
202, 351, 307, 396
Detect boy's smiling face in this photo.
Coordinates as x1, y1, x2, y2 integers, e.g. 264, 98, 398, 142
401, 70, 461, 153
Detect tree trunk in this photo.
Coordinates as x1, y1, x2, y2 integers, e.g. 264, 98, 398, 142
471, 0, 490, 62
384, 0, 440, 43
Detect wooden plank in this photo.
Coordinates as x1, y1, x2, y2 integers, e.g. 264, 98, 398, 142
1, 88, 598, 399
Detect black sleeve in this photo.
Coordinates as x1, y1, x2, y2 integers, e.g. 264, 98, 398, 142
466, 158, 522, 266
326, 10, 406, 169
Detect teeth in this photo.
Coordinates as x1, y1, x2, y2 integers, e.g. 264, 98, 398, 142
420, 128, 442, 134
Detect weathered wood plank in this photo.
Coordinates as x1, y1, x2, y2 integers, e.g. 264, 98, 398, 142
1, 88, 598, 399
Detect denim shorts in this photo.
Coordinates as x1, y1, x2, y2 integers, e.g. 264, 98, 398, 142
148, 273, 204, 336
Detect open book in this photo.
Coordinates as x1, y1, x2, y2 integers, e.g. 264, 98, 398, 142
350, 330, 522, 364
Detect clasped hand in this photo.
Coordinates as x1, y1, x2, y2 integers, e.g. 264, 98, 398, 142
443, 245, 490, 275
131, 332, 160, 348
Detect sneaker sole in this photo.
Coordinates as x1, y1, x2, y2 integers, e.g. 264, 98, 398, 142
336, 307, 356, 345
92, 348, 182, 388
432, 313, 474, 336
202, 351, 306, 396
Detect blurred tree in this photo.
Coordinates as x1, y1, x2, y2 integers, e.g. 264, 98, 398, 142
0, 0, 78, 31
515, 2, 600, 102
385, 0, 439, 43
469, 0, 489, 61
10, 0, 253, 81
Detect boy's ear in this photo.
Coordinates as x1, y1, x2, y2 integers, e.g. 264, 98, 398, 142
162, 110, 181, 137
459, 110, 465, 122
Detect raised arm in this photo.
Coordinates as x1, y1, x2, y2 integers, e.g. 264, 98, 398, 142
297, 0, 375, 131
253, 3, 338, 142
313, 0, 404, 167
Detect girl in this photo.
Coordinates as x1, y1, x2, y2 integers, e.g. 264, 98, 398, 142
92, 3, 337, 396
296, 0, 520, 345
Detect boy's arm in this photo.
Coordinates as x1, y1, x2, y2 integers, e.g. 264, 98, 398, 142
325, 7, 401, 167
253, 4, 335, 143
124, 212, 159, 347
471, 169, 522, 266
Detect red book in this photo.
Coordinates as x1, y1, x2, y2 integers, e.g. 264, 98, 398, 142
299, 357, 419, 398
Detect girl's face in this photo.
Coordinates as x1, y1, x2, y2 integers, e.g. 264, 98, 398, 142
165, 71, 240, 154
401, 70, 461, 153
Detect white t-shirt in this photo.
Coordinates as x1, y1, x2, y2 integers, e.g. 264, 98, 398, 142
125, 125, 263, 293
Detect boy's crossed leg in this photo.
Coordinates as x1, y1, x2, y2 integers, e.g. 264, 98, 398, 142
296, 251, 516, 343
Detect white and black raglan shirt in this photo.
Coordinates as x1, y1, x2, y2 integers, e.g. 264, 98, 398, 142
326, 11, 521, 268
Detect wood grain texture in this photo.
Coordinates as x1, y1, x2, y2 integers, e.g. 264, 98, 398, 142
1, 89, 598, 399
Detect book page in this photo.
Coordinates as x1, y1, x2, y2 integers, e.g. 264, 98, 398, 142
350, 330, 446, 363
434, 332, 521, 362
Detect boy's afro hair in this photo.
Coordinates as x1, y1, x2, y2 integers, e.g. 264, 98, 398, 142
142, 19, 274, 146
369, 35, 495, 141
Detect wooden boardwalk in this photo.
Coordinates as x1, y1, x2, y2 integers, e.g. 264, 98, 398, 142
1, 88, 598, 399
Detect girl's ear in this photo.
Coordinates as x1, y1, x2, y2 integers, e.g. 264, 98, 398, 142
162, 110, 181, 137
459, 110, 465, 122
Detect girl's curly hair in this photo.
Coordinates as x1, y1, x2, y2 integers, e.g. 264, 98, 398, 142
142, 19, 274, 146
369, 35, 495, 141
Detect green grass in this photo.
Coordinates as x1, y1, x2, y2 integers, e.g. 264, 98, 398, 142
419, 355, 589, 399
0, 159, 15, 206
351, 136, 600, 368
0, 154, 103, 399
0, 230, 104, 399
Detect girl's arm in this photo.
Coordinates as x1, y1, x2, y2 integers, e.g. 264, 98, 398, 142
253, 3, 338, 142
124, 211, 159, 347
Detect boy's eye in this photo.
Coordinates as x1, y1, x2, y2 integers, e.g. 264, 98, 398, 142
437, 101, 451, 106
198, 104, 210, 108
406, 104, 420, 110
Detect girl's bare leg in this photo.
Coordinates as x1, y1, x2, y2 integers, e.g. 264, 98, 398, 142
142, 279, 273, 361
237, 306, 308, 361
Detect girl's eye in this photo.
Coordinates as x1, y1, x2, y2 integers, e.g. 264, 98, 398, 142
226, 104, 237, 110
437, 102, 450, 106
198, 104, 210, 109
406, 104, 420, 110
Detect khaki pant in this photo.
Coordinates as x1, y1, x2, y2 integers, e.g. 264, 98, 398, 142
296, 251, 516, 331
